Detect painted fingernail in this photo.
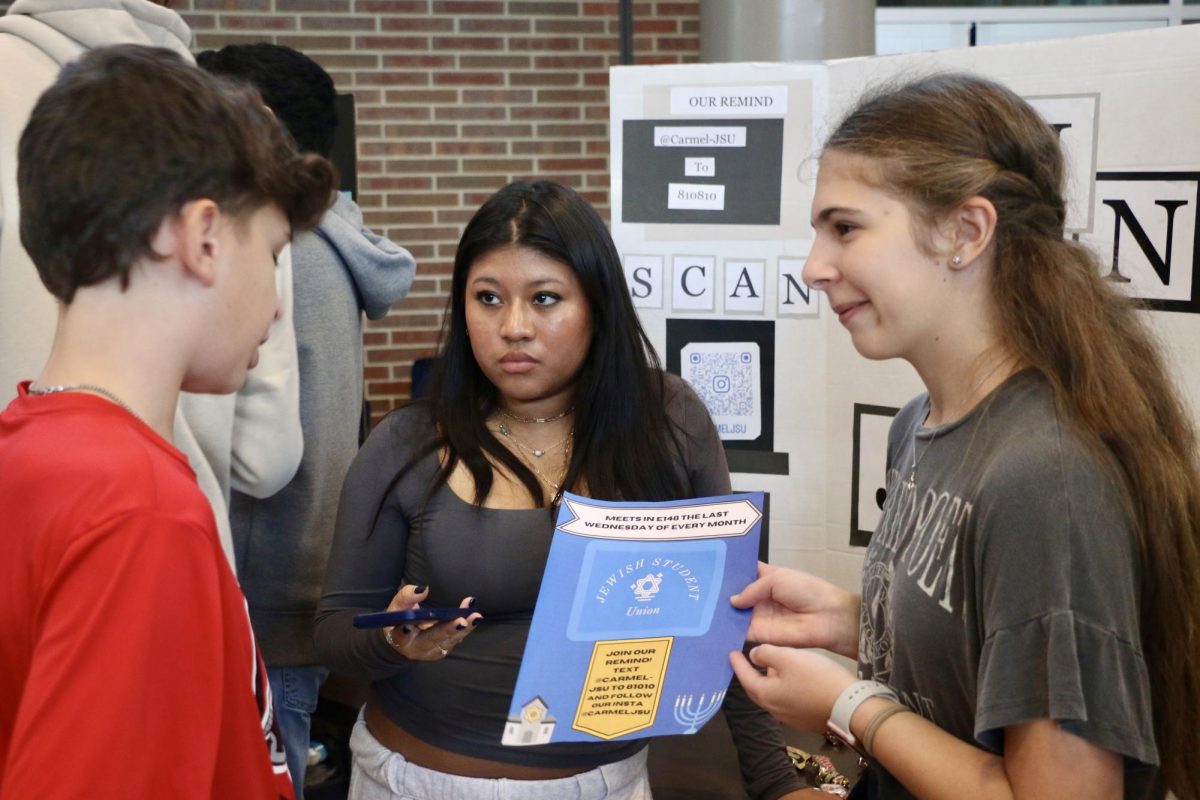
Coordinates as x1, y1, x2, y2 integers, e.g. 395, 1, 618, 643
401, 625, 414, 635
455, 622, 466, 631
414, 584, 428, 594
471, 617, 483, 626
466, 597, 477, 606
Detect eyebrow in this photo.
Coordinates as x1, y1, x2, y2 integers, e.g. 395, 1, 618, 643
470, 276, 566, 288
811, 206, 862, 227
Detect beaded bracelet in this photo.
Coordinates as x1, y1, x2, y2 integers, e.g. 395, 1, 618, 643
861, 702, 910, 758
786, 745, 851, 793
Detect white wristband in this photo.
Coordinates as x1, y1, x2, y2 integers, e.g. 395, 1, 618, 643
827, 680, 899, 748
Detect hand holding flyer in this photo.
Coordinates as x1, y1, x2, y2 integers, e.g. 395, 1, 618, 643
503, 491, 763, 745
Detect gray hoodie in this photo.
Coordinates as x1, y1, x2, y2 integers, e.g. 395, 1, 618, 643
230, 192, 416, 667
0, 2, 194, 394
0, 1, 309, 574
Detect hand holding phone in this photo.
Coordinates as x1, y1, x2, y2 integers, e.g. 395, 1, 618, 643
353, 607, 481, 628
372, 584, 482, 661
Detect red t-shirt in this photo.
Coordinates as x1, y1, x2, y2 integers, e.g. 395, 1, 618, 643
0, 384, 294, 800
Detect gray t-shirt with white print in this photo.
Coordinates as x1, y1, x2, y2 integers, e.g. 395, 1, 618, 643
859, 369, 1160, 799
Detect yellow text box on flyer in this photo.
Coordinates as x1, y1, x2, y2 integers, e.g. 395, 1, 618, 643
573, 637, 673, 739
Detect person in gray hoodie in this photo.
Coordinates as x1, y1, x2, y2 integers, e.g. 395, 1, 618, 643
198, 43, 417, 799
0, 0, 307, 573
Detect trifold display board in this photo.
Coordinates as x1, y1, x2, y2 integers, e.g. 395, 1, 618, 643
609, 25, 1200, 596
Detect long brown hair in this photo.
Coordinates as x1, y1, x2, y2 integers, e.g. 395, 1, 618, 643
826, 73, 1200, 798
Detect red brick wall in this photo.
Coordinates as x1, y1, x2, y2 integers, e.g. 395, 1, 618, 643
168, 0, 702, 420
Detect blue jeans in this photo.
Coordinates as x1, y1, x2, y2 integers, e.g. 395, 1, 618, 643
269, 665, 329, 800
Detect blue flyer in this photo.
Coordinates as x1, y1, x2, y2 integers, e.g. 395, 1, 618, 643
502, 491, 762, 745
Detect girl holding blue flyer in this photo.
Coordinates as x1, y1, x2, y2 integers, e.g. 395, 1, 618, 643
730, 74, 1200, 800
316, 181, 810, 799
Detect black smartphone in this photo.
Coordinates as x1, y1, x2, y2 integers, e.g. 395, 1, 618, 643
352, 607, 480, 628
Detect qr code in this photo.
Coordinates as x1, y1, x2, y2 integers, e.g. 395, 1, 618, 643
687, 350, 754, 416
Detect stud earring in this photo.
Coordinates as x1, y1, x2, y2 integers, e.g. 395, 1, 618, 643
950, 255, 963, 266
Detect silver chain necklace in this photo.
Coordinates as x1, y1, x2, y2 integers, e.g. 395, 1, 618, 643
496, 424, 572, 458
27, 383, 147, 428
902, 427, 940, 492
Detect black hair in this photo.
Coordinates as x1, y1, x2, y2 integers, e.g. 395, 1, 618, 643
196, 43, 338, 158
421, 180, 692, 509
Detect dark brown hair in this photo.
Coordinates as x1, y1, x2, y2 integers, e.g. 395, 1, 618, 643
18, 44, 336, 303
827, 73, 1200, 798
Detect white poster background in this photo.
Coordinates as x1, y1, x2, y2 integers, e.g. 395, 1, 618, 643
623, 254, 664, 309
724, 260, 766, 314
610, 26, 1200, 591
671, 255, 716, 312
669, 85, 789, 117
855, 411, 895, 538
1027, 95, 1099, 233
1081, 175, 1197, 303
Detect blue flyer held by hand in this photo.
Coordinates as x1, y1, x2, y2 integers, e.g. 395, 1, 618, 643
502, 491, 762, 746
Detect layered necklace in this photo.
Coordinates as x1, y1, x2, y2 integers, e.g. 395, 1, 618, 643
27, 382, 147, 428
493, 405, 575, 493
496, 423, 572, 460
496, 424, 574, 492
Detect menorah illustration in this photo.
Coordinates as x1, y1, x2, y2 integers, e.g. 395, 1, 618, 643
673, 688, 727, 734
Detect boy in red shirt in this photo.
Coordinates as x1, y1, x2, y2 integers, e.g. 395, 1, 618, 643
0, 45, 334, 799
